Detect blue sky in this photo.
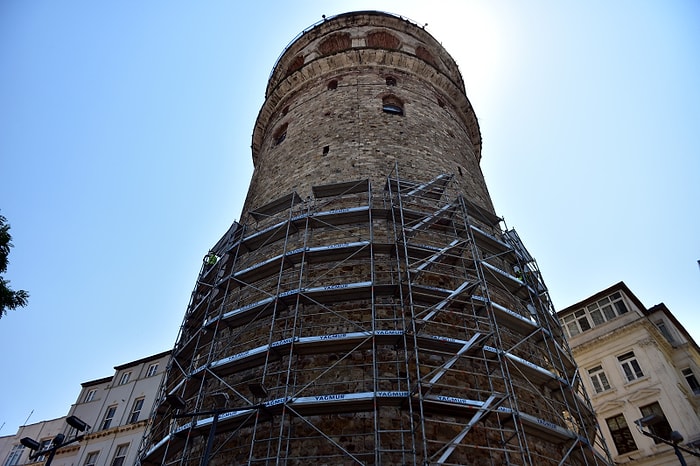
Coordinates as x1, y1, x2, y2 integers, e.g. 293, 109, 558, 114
1, 1, 698, 436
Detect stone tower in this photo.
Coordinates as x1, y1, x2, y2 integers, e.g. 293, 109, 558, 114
139, 11, 612, 466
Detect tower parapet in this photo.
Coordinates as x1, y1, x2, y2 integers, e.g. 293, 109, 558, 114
247, 11, 485, 218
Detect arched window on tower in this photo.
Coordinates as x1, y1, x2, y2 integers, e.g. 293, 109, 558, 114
415, 46, 437, 67
367, 30, 400, 50
382, 95, 404, 116
318, 33, 352, 56
286, 55, 304, 76
273, 123, 288, 146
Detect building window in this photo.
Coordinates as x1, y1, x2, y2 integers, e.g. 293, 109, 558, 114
4, 444, 25, 466
102, 405, 117, 430
589, 291, 628, 323
562, 291, 629, 337
655, 321, 675, 344
382, 96, 404, 116
606, 414, 637, 455
118, 371, 131, 385
110, 444, 129, 466
588, 365, 611, 393
327, 79, 338, 90
273, 123, 288, 146
146, 363, 159, 377
561, 309, 591, 337
618, 351, 644, 382
385, 76, 396, 86
85, 388, 97, 402
682, 368, 700, 394
640, 402, 673, 443
84, 451, 99, 466
129, 398, 145, 423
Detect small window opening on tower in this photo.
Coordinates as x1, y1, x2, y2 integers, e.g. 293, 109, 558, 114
322, 145, 330, 156
282, 106, 289, 116
273, 123, 288, 146
385, 76, 397, 86
458, 166, 463, 177
382, 95, 404, 116
327, 80, 338, 90
437, 98, 445, 108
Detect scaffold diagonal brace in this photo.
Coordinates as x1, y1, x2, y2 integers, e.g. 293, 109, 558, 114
402, 173, 452, 199
404, 201, 457, 235
417, 280, 479, 324
434, 393, 506, 465
411, 239, 465, 277
426, 332, 491, 386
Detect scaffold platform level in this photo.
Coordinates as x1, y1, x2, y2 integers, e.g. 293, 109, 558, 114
139, 169, 612, 466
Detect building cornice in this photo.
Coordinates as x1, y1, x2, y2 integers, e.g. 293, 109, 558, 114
114, 351, 170, 371
569, 319, 652, 356
81, 420, 148, 441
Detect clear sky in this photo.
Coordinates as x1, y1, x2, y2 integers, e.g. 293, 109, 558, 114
1, 0, 698, 436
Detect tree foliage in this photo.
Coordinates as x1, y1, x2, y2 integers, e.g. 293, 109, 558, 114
0, 213, 29, 319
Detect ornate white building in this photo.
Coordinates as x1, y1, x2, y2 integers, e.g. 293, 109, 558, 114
558, 282, 700, 465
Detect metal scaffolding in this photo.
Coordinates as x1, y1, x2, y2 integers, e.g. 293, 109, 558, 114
138, 168, 613, 465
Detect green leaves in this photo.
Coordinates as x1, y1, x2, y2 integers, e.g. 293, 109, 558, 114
0, 213, 29, 319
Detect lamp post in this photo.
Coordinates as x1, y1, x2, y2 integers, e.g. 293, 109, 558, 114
20, 415, 89, 466
635, 415, 700, 466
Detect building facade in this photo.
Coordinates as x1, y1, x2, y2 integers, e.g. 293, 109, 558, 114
0, 417, 67, 466
558, 282, 700, 465
0, 351, 169, 466
138, 11, 611, 466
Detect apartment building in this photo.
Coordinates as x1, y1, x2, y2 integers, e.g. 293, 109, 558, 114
558, 282, 700, 465
0, 351, 169, 466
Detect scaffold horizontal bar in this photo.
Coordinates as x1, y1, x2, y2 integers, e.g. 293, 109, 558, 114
418, 280, 479, 323
404, 202, 457, 234
480, 260, 534, 299
469, 224, 515, 258
483, 345, 568, 387
386, 173, 451, 200
411, 239, 464, 276
462, 198, 501, 227
194, 330, 406, 378
414, 332, 570, 390
489, 301, 538, 335
423, 395, 577, 443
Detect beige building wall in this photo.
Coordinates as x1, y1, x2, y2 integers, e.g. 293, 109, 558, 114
61, 351, 170, 466
0, 351, 169, 466
559, 282, 700, 465
0, 417, 67, 466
